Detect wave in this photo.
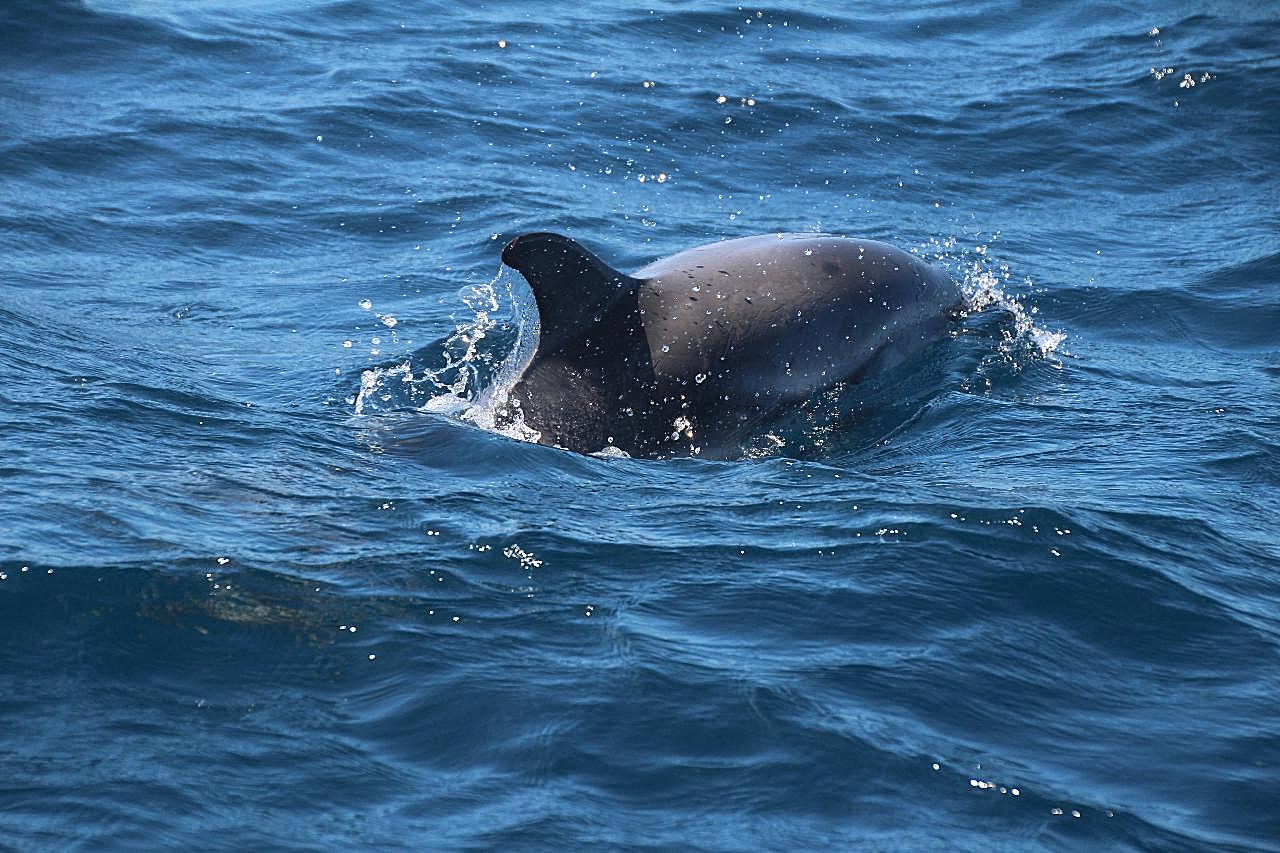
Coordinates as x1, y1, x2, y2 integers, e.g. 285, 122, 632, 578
0, 0, 258, 67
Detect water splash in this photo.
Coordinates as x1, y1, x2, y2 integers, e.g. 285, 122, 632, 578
352, 360, 413, 416
960, 260, 1068, 359
350, 267, 542, 444
455, 270, 541, 444
924, 235, 1067, 359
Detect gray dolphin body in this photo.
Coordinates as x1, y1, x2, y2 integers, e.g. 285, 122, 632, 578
499, 232, 959, 457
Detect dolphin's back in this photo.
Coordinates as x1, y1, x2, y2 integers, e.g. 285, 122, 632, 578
635, 234, 958, 405
499, 231, 958, 456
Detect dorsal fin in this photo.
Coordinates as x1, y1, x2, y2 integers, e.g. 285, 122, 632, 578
501, 232, 643, 355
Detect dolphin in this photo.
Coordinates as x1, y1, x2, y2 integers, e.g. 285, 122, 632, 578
497, 231, 960, 457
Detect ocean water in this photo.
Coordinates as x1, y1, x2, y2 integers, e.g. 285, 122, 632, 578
2, 0, 1278, 847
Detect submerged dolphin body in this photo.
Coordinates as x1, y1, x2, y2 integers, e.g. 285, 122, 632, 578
498, 232, 960, 457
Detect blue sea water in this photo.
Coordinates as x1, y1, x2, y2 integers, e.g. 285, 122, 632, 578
2, 0, 1279, 847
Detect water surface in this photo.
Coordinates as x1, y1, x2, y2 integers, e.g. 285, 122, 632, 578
2, 0, 1278, 848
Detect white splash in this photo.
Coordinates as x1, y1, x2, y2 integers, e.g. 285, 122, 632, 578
928, 235, 1067, 359
960, 260, 1067, 357
353, 360, 412, 416
349, 266, 542, 444
458, 271, 541, 444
